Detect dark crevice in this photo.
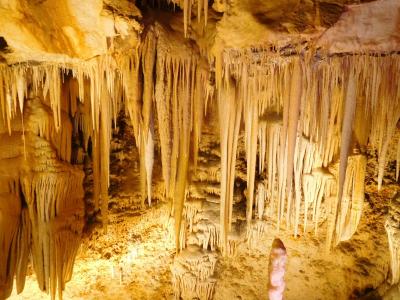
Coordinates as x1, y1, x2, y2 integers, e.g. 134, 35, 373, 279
0, 36, 9, 52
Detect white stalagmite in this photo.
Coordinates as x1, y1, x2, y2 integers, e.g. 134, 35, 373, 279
268, 238, 287, 300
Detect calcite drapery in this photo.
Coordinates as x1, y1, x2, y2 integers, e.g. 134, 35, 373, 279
0, 97, 84, 300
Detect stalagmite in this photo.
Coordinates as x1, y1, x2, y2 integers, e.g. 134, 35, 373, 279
171, 245, 217, 300
268, 239, 287, 300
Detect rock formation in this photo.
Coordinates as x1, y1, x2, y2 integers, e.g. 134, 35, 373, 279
0, 0, 399, 299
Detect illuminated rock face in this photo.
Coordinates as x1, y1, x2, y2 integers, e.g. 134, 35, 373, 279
0, 0, 399, 299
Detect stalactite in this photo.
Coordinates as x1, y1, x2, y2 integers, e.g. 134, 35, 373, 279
14, 208, 31, 294
100, 84, 111, 230
302, 168, 335, 235
25, 97, 73, 162
145, 118, 155, 206
218, 77, 242, 255
335, 153, 367, 243
285, 57, 303, 227
192, 65, 208, 172
243, 79, 259, 225
173, 58, 193, 252
182, 0, 208, 37
335, 64, 357, 240
140, 29, 157, 207
0, 38, 399, 300
92, 130, 101, 211
150, 23, 209, 251
19, 133, 85, 300
366, 56, 400, 191
221, 49, 399, 249
0, 98, 85, 300
0, 193, 22, 299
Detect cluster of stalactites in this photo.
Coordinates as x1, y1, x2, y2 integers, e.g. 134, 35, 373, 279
0, 55, 127, 230
216, 50, 400, 249
168, 0, 209, 37
0, 97, 85, 300
154, 46, 210, 252
0, 24, 213, 254
120, 25, 211, 252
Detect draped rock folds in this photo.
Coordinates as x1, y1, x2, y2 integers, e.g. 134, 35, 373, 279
0, 97, 84, 300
